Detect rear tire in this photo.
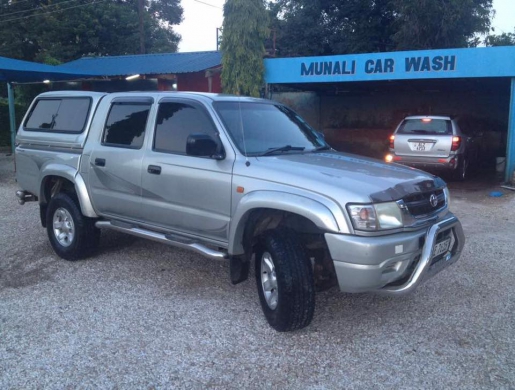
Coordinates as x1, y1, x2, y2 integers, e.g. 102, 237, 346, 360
46, 193, 100, 261
255, 228, 315, 332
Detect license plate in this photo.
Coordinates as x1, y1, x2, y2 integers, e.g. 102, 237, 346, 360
413, 142, 426, 151
433, 238, 451, 257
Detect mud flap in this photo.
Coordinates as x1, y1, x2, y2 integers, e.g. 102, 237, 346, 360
40, 204, 47, 228
230, 255, 250, 285
312, 247, 338, 292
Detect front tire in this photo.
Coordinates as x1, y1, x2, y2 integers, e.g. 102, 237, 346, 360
46, 193, 100, 261
255, 228, 315, 332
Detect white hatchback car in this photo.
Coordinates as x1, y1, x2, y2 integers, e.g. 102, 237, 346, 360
386, 115, 480, 180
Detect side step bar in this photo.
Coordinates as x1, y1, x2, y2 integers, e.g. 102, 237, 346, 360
95, 221, 228, 261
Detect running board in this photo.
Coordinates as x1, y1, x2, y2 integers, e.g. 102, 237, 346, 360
95, 221, 228, 260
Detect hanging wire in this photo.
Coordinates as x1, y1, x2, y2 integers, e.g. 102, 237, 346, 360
0, 0, 84, 19
0, 0, 107, 23
192, 0, 222, 10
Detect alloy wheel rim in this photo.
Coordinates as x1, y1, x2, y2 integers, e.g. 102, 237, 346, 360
260, 251, 278, 310
53, 208, 75, 247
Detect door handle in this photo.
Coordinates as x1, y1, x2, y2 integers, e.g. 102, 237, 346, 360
95, 158, 106, 167
147, 165, 161, 175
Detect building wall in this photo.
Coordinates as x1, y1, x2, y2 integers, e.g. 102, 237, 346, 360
82, 79, 158, 92
320, 91, 509, 163
270, 92, 320, 131
177, 71, 222, 93
274, 89, 509, 165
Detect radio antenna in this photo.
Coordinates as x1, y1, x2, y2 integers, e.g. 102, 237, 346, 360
238, 96, 250, 166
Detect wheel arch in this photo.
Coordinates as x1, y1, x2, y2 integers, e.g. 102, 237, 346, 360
228, 191, 340, 255
39, 164, 97, 218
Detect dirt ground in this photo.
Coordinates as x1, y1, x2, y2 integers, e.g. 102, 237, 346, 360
1, 153, 514, 389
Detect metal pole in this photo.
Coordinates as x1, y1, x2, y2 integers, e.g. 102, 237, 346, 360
7, 82, 16, 155
505, 78, 515, 183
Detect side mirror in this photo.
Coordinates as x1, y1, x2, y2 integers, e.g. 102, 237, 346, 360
186, 134, 224, 160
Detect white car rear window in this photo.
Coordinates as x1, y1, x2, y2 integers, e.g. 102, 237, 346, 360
398, 119, 452, 135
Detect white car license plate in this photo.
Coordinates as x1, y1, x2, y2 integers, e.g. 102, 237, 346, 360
413, 142, 426, 151
433, 238, 451, 257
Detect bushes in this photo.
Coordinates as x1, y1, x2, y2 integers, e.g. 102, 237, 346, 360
0, 100, 25, 147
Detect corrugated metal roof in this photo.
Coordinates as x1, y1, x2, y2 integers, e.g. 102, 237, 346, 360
0, 56, 96, 83
57, 51, 222, 77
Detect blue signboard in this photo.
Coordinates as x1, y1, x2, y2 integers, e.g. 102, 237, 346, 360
264, 46, 515, 84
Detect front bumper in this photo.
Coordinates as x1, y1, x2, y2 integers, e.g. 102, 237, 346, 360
325, 213, 465, 295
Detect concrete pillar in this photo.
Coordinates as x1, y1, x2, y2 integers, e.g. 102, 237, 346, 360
506, 78, 515, 183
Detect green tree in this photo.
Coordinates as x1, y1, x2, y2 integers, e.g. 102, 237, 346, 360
485, 29, 515, 46
0, 0, 183, 63
220, 0, 269, 97
392, 0, 493, 50
268, 0, 494, 56
269, 0, 396, 56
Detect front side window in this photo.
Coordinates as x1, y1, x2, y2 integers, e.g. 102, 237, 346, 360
398, 119, 452, 135
154, 102, 219, 154
102, 103, 151, 148
24, 98, 90, 132
213, 102, 327, 156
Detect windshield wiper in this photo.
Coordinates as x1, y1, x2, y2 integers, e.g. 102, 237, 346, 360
261, 145, 305, 156
312, 145, 331, 152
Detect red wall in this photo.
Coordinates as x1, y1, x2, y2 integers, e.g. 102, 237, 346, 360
177, 71, 221, 93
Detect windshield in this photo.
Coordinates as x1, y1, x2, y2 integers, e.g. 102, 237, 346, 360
213, 101, 327, 156
398, 118, 452, 135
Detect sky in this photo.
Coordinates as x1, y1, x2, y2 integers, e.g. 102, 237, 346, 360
174, 0, 515, 53
175, 0, 224, 53
490, 0, 515, 34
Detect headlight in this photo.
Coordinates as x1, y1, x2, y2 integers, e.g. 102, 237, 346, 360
347, 202, 403, 231
443, 186, 451, 206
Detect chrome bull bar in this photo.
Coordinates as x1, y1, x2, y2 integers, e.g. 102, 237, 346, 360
379, 216, 465, 296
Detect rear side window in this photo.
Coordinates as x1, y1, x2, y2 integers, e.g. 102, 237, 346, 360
398, 119, 452, 135
24, 98, 91, 133
102, 103, 151, 149
153, 101, 219, 155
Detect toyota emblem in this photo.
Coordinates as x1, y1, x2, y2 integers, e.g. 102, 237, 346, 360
430, 194, 438, 208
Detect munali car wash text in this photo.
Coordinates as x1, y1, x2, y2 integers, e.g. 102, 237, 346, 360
301, 55, 456, 76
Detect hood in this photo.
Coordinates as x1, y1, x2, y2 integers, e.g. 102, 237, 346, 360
244, 151, 445, 203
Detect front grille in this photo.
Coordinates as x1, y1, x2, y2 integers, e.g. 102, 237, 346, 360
403, 189, 445, 217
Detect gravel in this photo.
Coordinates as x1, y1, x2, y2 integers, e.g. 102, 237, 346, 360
1, 153, 514, 389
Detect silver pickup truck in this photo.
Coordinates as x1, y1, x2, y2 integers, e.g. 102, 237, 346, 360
15, 91, 465, 332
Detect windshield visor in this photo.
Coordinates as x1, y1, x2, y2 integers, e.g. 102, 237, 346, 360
213, 102, 327, 156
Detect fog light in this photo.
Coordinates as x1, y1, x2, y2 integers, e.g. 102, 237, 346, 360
383, 261, 401, 274
385, 154, 393, 163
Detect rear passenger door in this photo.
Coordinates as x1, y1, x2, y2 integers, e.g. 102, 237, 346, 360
140, 98, 233, 244
88, 97, 153, 221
